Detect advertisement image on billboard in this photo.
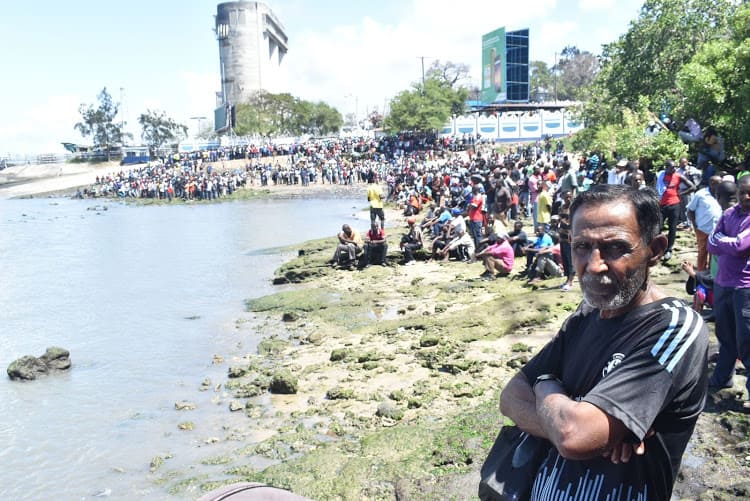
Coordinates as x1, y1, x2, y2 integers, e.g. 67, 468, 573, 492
482, 27, 506, 104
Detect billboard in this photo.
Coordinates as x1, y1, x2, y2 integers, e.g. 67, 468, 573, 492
482, 27, 506, 104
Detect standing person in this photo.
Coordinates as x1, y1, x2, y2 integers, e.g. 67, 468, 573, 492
686, 175, 722, 271
706, 175, 750, 407
500, 184, 708, 500
536, 181, 553, 233
467, 185, 485, 250
367, 182, 385, 230
555, 160, 578, 200
659, 160, 696, 262
557, 190, 575, 291
529, 166, 542, 232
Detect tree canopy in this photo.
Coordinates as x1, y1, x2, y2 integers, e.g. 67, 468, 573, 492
233, 91, 342, 137
138, 110, 188, 155
576, 0, 747, 163
75, 87, 130, 160
385, 60, 469, 133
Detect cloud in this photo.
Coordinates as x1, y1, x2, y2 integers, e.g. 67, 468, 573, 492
287, 0, 560, 119
0, 95, 86, 156
578, 0, 616, 10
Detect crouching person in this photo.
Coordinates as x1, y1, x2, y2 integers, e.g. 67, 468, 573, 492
475, 234, 514, 280
332, 224, 363, 270
400, 217, 423, 265
363, 222, 388, 267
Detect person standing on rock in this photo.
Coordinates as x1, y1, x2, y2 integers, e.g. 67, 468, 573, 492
706, 175, 750, 408
499, 184, 708, 500
367, 182, 385, 230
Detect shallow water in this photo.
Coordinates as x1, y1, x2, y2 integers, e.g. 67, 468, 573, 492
0, 195, 365, 500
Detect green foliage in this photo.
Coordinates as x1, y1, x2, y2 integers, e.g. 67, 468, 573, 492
385, 60, 470, 133
529, 61, 553, 101
234, 91, 342, 137
138, 109, 187, 155
578, 0, 741, 160
599, 0, 732, 111
675, 3, 750, 157
74, 87, 131, 159
385, 77, 467, 133
574, 104, 686, 164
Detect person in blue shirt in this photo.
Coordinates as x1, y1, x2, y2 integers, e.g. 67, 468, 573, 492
522, 226, 553, 278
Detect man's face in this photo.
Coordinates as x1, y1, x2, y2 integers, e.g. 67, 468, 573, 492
571, 200, 651, 314
739, 181, 750, 213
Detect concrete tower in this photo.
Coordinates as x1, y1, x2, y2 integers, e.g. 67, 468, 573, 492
215, 1, 288, 107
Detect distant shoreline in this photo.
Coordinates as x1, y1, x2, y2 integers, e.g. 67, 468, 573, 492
0, 158, 368, 201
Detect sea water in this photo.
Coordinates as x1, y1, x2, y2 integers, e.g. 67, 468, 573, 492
0, 195, 365, 500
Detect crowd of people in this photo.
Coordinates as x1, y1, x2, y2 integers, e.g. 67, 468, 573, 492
328, 137, 750, 498
326, 134, 750, 420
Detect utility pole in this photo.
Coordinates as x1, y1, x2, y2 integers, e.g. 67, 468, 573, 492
553, 52, 558, 103
417, 56, 432, 94
119, 87, 126, 147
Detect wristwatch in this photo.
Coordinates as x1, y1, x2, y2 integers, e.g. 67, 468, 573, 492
533, 373, 562, 391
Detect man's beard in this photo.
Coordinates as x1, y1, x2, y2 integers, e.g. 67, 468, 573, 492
581, 266, 647, 312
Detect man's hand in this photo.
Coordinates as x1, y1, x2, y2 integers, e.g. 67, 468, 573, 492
601, 430, 654, 464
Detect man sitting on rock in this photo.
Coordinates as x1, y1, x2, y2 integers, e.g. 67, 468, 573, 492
507, 220, 529, 257
400, 217, 423, 265
332, 224, 363, 269
475, 234, 515, 280
363, 222, 388, 267
522, 225, 554, 278
526, 231, 564, 284
438, 207, 475, 262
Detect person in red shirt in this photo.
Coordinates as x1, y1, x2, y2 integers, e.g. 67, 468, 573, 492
467, 185, 485, 250
363, 222, 388, 266
660, 160, 696, 261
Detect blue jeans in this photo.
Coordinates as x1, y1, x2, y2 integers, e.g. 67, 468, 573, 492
469, 220, 483, 249
712, 284, 750, 393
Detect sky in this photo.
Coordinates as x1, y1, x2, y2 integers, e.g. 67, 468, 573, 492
0, 0, 644, 157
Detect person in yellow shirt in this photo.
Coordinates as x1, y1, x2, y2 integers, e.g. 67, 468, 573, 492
536, 181, 553, 232
367, 183, 385, 229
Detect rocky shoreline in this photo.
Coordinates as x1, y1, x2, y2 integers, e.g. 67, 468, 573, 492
4, 168, 748, 499
142, 204, 749, 500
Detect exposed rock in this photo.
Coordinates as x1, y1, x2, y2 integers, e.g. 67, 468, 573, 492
212, 354, 225, 364
376, 402, 404, 421
174, 401, 196, 411
419, 334, 440, 347
149, 455, 164, 472
199, 378, 212, 391
282, 312, 300, 322
177, 422, 194, 431
326, 387, 355, 400
269, 370, 298, 394
305, 331, 323, 345
39, 347, 71, 370
7, 347, 71, 381
227, 366, 247, 378
330, 348, 349, 362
